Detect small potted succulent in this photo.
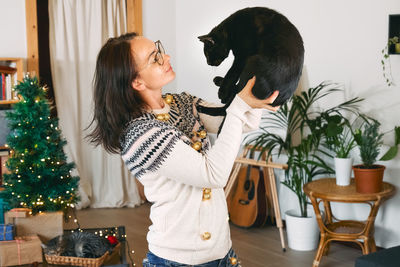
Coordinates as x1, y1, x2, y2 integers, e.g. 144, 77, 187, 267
353, 119, 400, 193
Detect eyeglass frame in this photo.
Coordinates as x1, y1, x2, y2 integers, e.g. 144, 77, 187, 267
138, 40, 165, 72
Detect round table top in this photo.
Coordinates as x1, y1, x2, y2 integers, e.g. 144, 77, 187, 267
303, 178, 396, 202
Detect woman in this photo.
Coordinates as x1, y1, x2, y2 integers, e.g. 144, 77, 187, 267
88, 32, 279, 267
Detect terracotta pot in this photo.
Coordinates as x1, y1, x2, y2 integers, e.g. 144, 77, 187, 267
353, 164, 385, 193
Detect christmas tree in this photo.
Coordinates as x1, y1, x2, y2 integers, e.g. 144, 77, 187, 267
0, 75, 79, 215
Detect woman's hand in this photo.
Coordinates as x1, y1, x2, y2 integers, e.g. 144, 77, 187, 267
237, 76, 280, 112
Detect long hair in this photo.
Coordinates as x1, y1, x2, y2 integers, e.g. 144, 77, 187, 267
87, 32, 145, 153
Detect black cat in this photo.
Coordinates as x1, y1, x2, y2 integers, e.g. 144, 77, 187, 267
198, 7, 304, 109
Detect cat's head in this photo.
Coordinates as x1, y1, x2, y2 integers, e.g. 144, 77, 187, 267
42, 235, 65, 256
198, 30, 229, 66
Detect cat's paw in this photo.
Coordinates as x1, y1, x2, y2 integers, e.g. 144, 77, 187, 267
213, 76, 224, 86
218, 87, 230, 104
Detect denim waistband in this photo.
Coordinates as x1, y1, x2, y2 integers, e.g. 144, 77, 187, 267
142, 247, 240, 267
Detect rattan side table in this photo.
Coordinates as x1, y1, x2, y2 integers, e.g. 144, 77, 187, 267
303, 178, 395, 267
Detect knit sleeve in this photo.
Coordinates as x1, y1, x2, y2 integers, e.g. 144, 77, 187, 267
120, 118, 191, 178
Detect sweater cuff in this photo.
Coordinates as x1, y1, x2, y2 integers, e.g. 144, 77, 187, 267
226, 95, 261, 131
226, 95, 252, 116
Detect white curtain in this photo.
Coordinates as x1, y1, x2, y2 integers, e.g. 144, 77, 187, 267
48, 0, 142, 208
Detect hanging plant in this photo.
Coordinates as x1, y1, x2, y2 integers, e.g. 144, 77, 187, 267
381, 36, 399, 87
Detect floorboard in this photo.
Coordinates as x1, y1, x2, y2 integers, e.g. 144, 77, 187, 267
64, 203, 362, 267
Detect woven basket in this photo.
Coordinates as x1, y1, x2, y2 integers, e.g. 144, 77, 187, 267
45, 243, 120, 267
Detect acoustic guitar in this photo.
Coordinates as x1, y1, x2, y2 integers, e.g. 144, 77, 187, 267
227, 156, 268, 228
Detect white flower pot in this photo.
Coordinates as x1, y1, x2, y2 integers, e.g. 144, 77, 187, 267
285, 209, 320, 251
334, 157, 353, 186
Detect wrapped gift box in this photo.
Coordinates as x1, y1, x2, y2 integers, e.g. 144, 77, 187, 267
5, 210, 63, 242
0, 224, 14, 241
4, 208, 31, 219
0, 235, 43, 266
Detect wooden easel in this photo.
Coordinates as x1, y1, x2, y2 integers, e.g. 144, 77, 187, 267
225, 145, 288, 251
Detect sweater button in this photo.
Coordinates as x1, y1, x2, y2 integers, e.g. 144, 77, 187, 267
202, 193, 211, 200
202, 188, 212, 201
198, 130, 207, 139
201, 232, 211, 240
192, 141, 202, 151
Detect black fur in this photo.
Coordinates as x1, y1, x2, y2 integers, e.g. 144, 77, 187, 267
198, 7, 304, 107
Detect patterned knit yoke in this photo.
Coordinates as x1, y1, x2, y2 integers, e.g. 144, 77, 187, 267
120, 92, 210, 178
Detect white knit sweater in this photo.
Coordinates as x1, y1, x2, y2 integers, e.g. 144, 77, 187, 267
120, 92, 261, 265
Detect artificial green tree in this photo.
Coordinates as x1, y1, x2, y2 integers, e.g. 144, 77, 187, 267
0, 75, 79, 215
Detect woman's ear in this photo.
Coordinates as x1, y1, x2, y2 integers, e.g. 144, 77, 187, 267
132, 78, 145, 91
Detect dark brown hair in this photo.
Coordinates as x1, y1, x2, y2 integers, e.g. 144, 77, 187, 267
87, 32, 146, 153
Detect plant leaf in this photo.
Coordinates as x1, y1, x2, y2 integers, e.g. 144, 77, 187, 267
380, 146, 398, 161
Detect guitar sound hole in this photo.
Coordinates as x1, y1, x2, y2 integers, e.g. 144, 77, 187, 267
248, 180, 255, 200
244, 180, 250, 191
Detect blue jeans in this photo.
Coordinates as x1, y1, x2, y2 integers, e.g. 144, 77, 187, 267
142, 248, 240, 267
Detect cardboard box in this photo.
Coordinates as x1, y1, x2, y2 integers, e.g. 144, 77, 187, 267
0, 224, 14, 241
5, 208, 31, 218
0, 235, 43, 266
5, 211, 63, 242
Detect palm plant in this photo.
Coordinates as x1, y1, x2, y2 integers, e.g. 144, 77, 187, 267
323, 115, 357, 158
246, 82, 362, 217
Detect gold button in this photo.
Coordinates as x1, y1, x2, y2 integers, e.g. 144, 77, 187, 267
201, 232, 211, 240
230, 257, 238, 265
156, 114, 165, 121
198, 130, 207, 139
202, 193, 211, 200
164, 94, 173, 104
192, 141, 202, 151
203, 188, 211, 194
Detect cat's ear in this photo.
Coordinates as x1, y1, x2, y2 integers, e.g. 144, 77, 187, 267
198, 35, 215, 45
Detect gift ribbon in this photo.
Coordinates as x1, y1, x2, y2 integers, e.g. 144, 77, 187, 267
16, 239, 22, 265
1, 238, 24, 265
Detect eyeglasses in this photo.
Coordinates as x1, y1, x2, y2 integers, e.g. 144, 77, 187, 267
139, 40, 165, 72
153, 40, 165, 66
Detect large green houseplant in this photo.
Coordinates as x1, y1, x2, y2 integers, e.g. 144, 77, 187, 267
246, 82, 362, 251
352, 119, 400, 193
247, 82, 362, 217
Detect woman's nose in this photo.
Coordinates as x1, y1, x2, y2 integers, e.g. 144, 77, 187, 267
164, 54, 171, 63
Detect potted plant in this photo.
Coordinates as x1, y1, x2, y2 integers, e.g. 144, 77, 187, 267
246, 82, 362, 250
323, 115, 357, 186
381, 36, 399, 87
352, 119, 400, 193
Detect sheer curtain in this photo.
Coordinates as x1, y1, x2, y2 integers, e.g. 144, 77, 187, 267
48, 0, 142, 208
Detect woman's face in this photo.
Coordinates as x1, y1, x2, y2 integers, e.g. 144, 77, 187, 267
131, 37, 175, 91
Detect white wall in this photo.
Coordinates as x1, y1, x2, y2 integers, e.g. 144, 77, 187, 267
143, 0, 177, 94
2, 0, 400, 248
0, 0, 27, 58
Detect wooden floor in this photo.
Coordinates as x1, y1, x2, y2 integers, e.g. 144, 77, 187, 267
65, 202, 363, 267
